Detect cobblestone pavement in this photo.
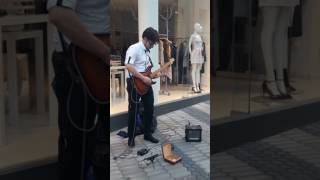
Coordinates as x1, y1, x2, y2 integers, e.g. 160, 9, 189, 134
110, 101, 210, 180
212, 120, 320, 180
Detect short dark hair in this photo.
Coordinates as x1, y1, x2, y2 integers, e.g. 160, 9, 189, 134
142, 27, 159, 43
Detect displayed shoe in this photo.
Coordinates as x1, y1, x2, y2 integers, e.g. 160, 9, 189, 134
276, 79, 292, 99
144, 134, 159, 144
262, 81, 283, 100
192, 87, 199, 93
161, 143, 181, 164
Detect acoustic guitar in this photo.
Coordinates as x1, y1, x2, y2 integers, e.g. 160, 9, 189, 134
71, 35, 110, 104
133, 58, 174, 95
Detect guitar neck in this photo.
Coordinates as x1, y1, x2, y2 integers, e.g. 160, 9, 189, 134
150, 61, 173, 78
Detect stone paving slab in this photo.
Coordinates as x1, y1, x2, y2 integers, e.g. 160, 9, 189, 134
212, 120, 320, 180
110, 101, 210, 180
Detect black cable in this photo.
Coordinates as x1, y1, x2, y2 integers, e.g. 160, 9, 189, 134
66, 53, 99, 179
113, 148, 135, 160
128, 76, 142, 146
67, 80, 98, 132
67, 49, 98, 132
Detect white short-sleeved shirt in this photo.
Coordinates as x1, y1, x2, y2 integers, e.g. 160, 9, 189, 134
125, 42, 153, 77
47, 0, 110, 52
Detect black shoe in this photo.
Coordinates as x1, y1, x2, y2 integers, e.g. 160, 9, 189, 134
144, 135, 159, 143
128, 138, 135, 147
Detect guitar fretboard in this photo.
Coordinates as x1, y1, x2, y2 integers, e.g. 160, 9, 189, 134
150, 58, 174, 78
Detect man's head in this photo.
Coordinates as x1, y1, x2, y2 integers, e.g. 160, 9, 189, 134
142, 27, 159, 50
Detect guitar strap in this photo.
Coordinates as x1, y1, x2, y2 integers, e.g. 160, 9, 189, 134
55, 1, 80, 84
58, 31, 81, 84
56, 0, 68, 53
145, 50, 154, 72
58, 31, 67, 53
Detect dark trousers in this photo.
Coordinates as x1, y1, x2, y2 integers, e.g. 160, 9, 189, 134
51, 51, 108, 180
126, 78, 154, 140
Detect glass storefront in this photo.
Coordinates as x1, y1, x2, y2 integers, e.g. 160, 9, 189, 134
110, 0, 210, 115
212, 0, 320, 120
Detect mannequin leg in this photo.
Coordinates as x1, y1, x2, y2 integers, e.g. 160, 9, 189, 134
283, 7, 294, 68
196, 64, 202, 92
283, 7, 296, 91
274, 7, 291, 96
260, 6, 281, 96
191, 63, 199, 92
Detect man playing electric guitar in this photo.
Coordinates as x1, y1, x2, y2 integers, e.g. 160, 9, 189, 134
125, 27, 161, 147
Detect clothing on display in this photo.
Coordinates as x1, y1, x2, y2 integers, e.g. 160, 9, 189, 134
159, 40, 165, 66
201, 42, 207, 74
158, 37, 203, 85
171, 44, 178, 84
179, 41, 190, 69
189, 34, 204, 64
163, 39, 172, 64
288, 2, 303, 37
176, 40, 191, 84
159, 38, 173, 80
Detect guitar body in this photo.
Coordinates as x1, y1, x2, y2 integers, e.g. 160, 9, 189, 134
132, 71, 151, 96
132, 58, 175, 96
71, 35, 109, 104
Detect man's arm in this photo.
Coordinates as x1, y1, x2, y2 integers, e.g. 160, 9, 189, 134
126, 64, 152, 85
48, 6, 109, 59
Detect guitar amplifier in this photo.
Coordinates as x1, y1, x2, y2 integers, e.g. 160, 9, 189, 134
185, 124, 202, 142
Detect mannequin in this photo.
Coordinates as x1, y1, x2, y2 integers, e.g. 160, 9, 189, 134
259, 0, 300, 99
189, 23, 204, 93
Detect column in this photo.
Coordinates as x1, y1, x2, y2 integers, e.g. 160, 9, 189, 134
138, 0, 159, 104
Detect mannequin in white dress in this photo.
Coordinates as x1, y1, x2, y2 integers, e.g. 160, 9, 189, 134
259, 0, 300, 99
189, 23, 204, 93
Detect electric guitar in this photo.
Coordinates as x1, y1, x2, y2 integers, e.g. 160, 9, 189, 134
133, 58, 174, 95
71, 35, 110, 104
